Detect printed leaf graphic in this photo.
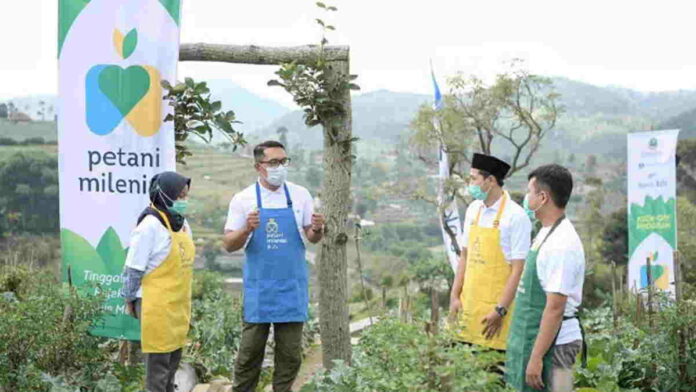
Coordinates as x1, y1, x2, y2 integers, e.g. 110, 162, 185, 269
96, 227, 126, 275
123, 29, 138, 59
61, 229, 107, 285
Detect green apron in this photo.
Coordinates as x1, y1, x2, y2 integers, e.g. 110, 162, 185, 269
505, 216, 564, 392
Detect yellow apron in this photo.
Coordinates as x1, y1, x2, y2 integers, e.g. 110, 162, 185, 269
141, 207, 196, 353
457, 193, 514, 350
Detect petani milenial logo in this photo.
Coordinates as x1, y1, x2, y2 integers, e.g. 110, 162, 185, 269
86, 28, 162, 137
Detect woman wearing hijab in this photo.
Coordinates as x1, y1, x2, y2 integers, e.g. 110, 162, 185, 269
120, 171, 195, 392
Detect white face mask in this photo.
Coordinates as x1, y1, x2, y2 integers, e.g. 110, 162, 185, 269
265, 165, 288, 187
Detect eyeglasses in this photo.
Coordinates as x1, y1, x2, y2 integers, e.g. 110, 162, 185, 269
259, 158, 292, 168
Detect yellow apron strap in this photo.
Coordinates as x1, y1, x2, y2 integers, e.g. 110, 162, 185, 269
473, 192, 508, 228
474, 206, 484, 226
151, 205, 174, 233
493, 193, 507, 229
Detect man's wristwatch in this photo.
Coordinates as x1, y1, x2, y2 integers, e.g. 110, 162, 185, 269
495, 305, 508, 317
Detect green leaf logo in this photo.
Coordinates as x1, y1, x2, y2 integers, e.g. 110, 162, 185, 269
113, 28, 138, 60
61, 228, 140, 340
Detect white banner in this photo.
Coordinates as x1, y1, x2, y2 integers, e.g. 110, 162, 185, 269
627, 129, 680, 294
58, 0, 181, 339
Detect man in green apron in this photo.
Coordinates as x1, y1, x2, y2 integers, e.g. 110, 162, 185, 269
506, 164, 586, 392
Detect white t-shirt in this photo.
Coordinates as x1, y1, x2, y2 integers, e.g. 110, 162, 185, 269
124, 215, 192, 298
224, 181, 314, 245
460, 191, 532, 262
533, 218, 586, 345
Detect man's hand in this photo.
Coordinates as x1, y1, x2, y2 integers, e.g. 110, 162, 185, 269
245, 210, 260, 233
526, 355, 545, 390
448, 297, 462, 323
311, 213, 325, 232
481, 310, 503, 340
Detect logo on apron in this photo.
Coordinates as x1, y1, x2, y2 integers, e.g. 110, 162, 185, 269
265, 218, 288, 250
266, 218, 279, 234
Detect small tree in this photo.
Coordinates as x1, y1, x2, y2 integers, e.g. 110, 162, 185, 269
0, 103, 8, 119
411, 60, 561, 203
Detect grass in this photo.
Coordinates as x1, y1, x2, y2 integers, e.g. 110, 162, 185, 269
0, 145, 57, 160
0, 119, 57, 141
178, 145, 257, 204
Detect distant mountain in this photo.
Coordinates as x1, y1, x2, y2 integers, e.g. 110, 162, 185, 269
5, 77, 696, 152
205, 79, 291, 133
658, 107, 696, 140
552, 77, 696, 120
260, 89, 430, 149
262, 79, 696, 152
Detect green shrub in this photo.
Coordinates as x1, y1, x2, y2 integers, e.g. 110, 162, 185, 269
0, 266, 143, 391
301, 318, 512, 392
186, 270, 244, 381
577, 296, 696, 392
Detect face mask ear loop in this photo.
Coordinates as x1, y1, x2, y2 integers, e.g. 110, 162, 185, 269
156, 183, 177, 206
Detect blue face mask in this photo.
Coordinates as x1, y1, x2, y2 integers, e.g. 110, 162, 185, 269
467, 184, 488, 201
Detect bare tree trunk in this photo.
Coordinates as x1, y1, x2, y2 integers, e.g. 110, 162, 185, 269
317, 59, 353, 369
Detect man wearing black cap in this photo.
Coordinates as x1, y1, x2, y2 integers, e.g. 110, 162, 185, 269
449, 153, 532, 351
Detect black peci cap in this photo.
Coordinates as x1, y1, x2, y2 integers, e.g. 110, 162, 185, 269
472, 153, 511, 179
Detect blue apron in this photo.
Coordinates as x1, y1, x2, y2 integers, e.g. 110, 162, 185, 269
243, 182, 309, 323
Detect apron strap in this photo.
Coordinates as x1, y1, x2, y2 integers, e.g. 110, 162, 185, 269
151, 205, 174, 233
537, 214, 565, 251
493, 192, 507, 228
255, 182, 294, 209
562, 314, 588, 368
473, 192, 507, 228
283, 184, 293, 207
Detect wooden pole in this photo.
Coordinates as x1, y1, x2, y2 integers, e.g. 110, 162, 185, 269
354, 224, 373, 326
674, 250, 683, 304
674, 251, 687, 383
317, 59, 354, 369
646, 256, 654, 330
611, 260, 618, 330
430, 279, 440, 335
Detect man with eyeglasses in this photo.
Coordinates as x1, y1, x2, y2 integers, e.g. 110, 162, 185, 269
223, 140, 325, 392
